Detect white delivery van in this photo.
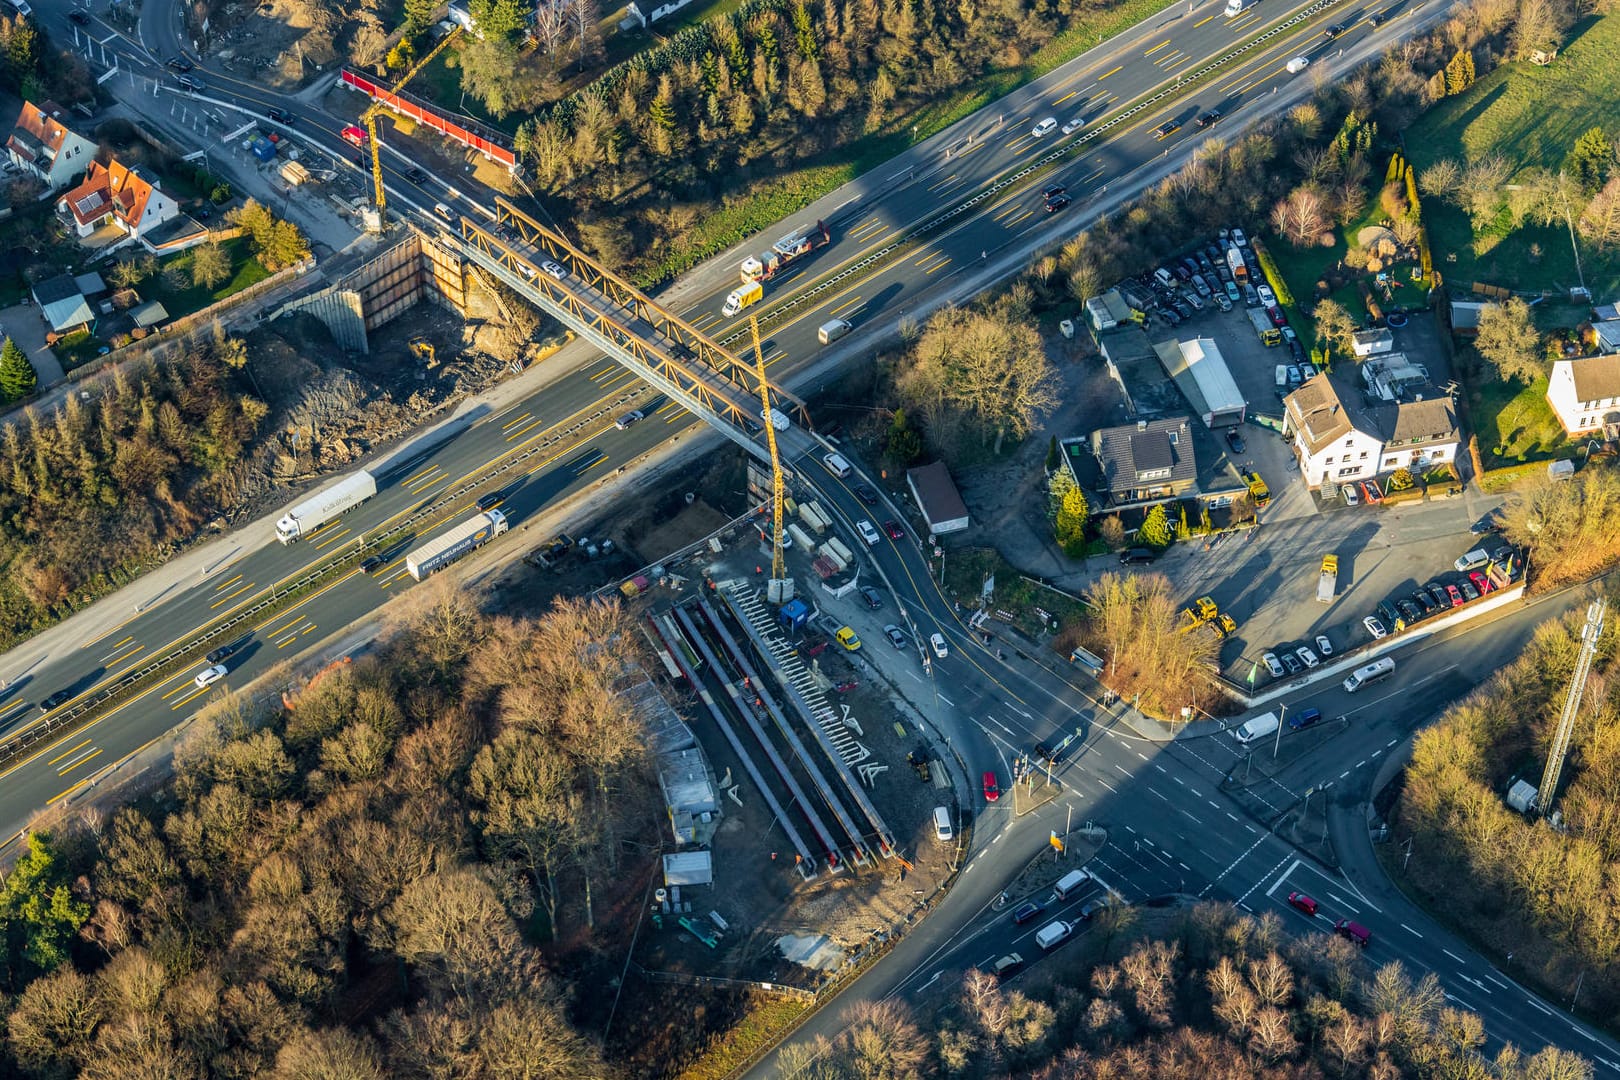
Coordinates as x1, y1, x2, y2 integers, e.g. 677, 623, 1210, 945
933, 806, 953, 841
818, 318, 853, 345
1232, 711, 1280, 745
1054, 868, 1092, 899
1286, 55, 1310, 73
1035, 920, 1073, 950
822, 452, 853, 478
1343, 657, 1396, 693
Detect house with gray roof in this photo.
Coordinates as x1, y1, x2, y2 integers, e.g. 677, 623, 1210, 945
1284, 370, 1460, 490
1089, 417, 1199, 505
1547, 354, 1620, 438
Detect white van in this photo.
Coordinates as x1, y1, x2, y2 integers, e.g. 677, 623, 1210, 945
1343, 657, 1396, 693
933, 806, 953, 841
818, 318, 853, 345
1453, 548, 1489, 572
1154, 268, 1174, 288
1035, 920, 1073, 950
822, 452, 853, 479
1286, 55, 1310, 73
1054, 869, 1091, 899
1232, 711, 1280, 745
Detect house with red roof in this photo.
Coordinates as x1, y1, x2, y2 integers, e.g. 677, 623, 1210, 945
57, 156, 180, 242
5, 101, 97, 192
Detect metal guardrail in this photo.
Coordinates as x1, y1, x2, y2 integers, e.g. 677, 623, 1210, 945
716, 0, 1345, 339
0, 387, 648, 769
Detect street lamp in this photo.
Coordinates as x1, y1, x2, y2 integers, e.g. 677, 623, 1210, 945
1272, 702, 1288, 759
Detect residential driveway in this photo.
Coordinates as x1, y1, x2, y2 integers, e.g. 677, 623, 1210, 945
0, 303, 64, 387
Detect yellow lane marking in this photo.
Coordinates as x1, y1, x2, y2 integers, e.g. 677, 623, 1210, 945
1098, 65, 1122, 79
507, 416, 547, 441
914, 249, 942, 266
171, 685, 213, 709
403, 464, 438, 485
1145, 40, 1169, 55
830, 296, 862, 316
47, 778, 90, 806
500, 412, 533, 432
211, 575, 242, 593
925, 258, 953, 275
1194, 13, 1214, 26
313, 528, 352, 550
47, 739, 92, 766
210, 583, 255, 609
955, 142, 984, 157
1007, 210, 1035, 227
1053, 90, 1078, 106
926, 174, 959, 192
267, 613, 306, 639
58, 748, 100, 776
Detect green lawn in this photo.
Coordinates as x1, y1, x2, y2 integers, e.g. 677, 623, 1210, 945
140, 237, 272, 319
1404, 13, 1620, 297
1469, 373, 1568, 465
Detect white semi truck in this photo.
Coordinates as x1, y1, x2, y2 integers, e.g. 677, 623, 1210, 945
275, 470, 378, 544
405, 510, 509, 581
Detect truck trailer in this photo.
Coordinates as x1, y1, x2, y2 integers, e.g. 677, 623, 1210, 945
740, 221, 830, 283
275, 470, 378, 543
405, 510, 509, 581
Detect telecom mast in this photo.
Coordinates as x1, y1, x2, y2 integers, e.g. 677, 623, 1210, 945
1538, 598, 1606, 816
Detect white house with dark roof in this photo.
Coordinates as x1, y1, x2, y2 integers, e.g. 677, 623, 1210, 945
1284, 371, 1459, 489
1547, 355, 1620, 438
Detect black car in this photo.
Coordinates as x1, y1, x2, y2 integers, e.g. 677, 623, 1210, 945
1033, 742, 1066, 765
476, 490, 505, 511
1470, 514, 1500, 535
176, 74, 205, 92
1044, 193, 1071, 213
1159, 307, 1181, 326
166, 56, 193, 72
1396, 598, 1422, 624
360, 555, 385, 573
1413, 590, 1439, 615
1152, 120, 1180, 139
1377, 600, 1399, 626
1174, 301, 1194, 320
1289, 340, 1307, 362
1197, 110, 1222, 128
1042, 184, 1066, 200
205, 640, 244, 664
1012, 900, 1046, 925
1324, 22, 1346, 37
858, 585, 884, 610
266, 106, 295, 124
883, 624, 908, 650
1080, 897, 1110, 920
1369, 13, 1384, 26
39, 690, 72, 713
1224, 427, 1246, 454
854, 483, 878, 505
67, 9, 90, 24
1119, 547, 1156, 565
404, 167, 429, 184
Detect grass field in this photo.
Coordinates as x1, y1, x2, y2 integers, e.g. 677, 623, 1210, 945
1404, 13, 1620, 297
1469, 373, 1568, 465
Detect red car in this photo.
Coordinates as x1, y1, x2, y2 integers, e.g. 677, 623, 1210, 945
1335, 918, 1371, 947
1268, 306, 1288, 327
883, 520, 906, 540
983, 771, 1000, 802
1445, 584, 1463, 607
1469, 570, 1493, 594
1287, 891, 1318, 916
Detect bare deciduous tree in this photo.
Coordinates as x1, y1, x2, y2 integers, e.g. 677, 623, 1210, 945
1271, 184, 1331, 246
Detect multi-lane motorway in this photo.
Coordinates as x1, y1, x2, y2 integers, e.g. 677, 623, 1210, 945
2, 0, 1454, 812
17, 0, 1614, 1072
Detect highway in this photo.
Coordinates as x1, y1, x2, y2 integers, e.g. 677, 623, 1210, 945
770, 443, 1620, 1076
16, 0, 1612, 1072
0, 0, 1450, 806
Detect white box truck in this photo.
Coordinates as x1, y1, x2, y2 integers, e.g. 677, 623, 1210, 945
275, 470, 378, 543
405, 510, 509, 581
1224, 0, 1251, 14
1232, 711, 1280, 745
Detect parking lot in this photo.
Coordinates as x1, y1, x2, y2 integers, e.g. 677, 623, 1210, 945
1107, 231, 1491, 691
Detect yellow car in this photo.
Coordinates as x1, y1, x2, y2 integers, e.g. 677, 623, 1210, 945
835, 626, 862, 652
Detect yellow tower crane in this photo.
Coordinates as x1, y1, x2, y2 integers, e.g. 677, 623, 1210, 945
360, 26, 462, 231
749, 317, 789, 592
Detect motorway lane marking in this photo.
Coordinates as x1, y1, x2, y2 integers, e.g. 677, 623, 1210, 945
1402, 923, 1423, 937
1180, 810, 1200, 824
926, 174, 959, 193
1144, 40, 1170, 55
925, 258, 953, 275
938, 693, 955, 706
1525, 998, 1555, 1017
1226, 812, 1239, 822
1052, 90, 1078, 106
313, 527, 353, 550
830, 295, 862, 316
1442, 948, 1465, 964
57, 747, 101, 775
1484, 971, 1509, 989
1097, 65, 1122, 79
1154, 764, 1166, 773
210, 582, 256, 608
500, 412, 533, 431
1193, 13, 1214, 26
47, 739, 93, 766
211, 576, 242, 593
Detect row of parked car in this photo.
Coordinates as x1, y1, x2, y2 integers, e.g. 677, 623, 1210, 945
1119, 233, 1252, 329
1361, 544, 1519, 639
